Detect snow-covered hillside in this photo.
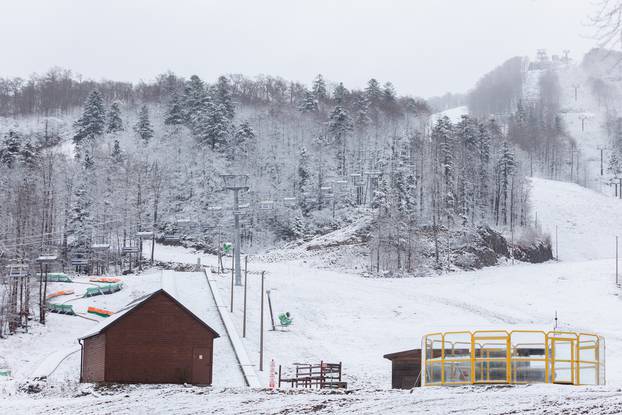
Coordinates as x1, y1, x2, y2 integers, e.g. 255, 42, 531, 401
2, 177, 620, 414
530, 177, 622, 261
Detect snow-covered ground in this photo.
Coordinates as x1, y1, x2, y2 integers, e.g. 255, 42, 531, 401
2, 177, 622, 414
430, 105, 468, 124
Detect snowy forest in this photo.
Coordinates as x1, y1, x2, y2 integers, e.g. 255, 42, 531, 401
0, 67, 551, 286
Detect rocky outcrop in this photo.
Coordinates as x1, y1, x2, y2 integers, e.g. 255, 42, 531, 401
512, 240, 553, 263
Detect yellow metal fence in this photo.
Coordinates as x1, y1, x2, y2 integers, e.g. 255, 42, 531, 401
422, 330, 605, 386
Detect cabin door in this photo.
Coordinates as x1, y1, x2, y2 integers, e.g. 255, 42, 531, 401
192, 347, 213, 385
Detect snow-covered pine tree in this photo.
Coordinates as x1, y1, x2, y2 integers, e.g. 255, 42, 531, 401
328, 105, 353, 175
432, 116, 455, 225
298, 90, 319, 114
106, 101, 124, 133
68, 151, 96, 254
215, 76, 235, 120
312, 74, 327, 102
190, 100, 232, 151
496, 140, 516, 225
111, 139, 123, 163
182, 75, 207, 124
477, 122, 492, 221
607, 151, 621, 177
233, 120, 255, 160
19, 139, 38, 168
354, 95, 371, 130
0, 131, 22, 168
73, 90, 106, 145
365, 78, 383, 123
333, 82, 348, 105
164, 93, 185, 126
382, 82, 399, 117
134, 105, 154, 143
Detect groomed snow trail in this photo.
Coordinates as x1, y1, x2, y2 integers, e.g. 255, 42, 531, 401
530, 177, 622, 261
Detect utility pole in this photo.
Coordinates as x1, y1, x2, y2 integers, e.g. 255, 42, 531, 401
555, 225, 559, 261
260, 271, 265, 371
579, 114, 589, 132
243, 255, 248, 338
230, 250, 234, 313
571, 84, 579, 101
598, 146, 604, 176
221, 175, 249, 286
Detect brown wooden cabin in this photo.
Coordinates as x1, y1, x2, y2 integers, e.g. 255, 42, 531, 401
79, 289, 219, 385
384, 349, 422, 389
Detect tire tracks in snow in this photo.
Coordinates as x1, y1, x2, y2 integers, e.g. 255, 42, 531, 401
416, 293, 531, 325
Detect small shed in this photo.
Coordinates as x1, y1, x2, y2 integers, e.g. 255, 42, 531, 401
383, 348, 422, 389
79, 289, 219, 385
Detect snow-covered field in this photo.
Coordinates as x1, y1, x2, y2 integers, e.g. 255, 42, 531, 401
2, 177, 622, 414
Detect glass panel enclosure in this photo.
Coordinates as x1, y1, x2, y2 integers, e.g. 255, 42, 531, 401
421, 330, 604, 386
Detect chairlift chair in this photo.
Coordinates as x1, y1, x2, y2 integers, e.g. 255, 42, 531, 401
283, 197, 297, 207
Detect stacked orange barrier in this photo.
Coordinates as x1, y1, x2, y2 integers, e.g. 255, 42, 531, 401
89, 277, 121, 283
46, 290, 75, 299
87, 306, 113, 317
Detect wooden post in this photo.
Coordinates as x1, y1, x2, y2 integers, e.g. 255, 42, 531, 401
616, 236, 619, 286
243, 255, 248, 338
260, 270, 265, 371
150, 233, 155, 265
230, 248, 235, 313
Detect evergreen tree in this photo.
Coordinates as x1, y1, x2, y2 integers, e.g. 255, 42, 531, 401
333, 82, 348, 105
608, 151, 622, 177
233, 120, 255, 159
298, 90, 319, 113
365, 78, 383, 105
328, 105, 353, 175
365, 79, 382, 122
354, 95, 371, 130
215, 76, 235, 119
164, 93, 184, 126
291, 214, 306, 238
0, 131, 21, 168
106, 101, 124, 133
19, 140, 38, 168
312, 74, 327, 102
111, 139, 123, 163
496, 141, 516, 225
69, 152, 96, 253
382, 82, 399, 116
476, 122, 492, 220
192, 102, 231, 151
134, 105, 154, 143
73, 90, 106, 145
298, 147, 310, 193
432, 116, 455, 223
182, 75, 207, 124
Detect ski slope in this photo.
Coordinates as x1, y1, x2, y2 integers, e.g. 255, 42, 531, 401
530, 177, 622, 261
2, 177, 622, 414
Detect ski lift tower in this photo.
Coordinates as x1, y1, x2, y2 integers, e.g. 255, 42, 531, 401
221, 174, 249, 286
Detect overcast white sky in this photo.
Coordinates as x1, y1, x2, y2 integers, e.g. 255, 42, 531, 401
0, 0, 599, 98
